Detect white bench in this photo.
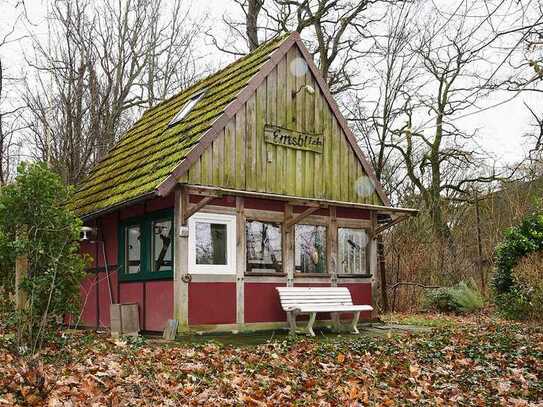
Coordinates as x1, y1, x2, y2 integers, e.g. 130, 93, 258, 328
276, 287, 373, 336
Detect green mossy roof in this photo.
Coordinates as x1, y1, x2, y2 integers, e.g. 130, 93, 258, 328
71, 35, 288, 217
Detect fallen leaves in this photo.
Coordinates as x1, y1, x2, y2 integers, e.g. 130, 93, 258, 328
0, 316, 541, 406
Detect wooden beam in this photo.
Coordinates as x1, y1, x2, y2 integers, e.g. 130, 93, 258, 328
235, 197, 245, 328
373, 215, 410, 236
183, 195, 215, 224
179, 184, 419, 216
285, 206, 320, 228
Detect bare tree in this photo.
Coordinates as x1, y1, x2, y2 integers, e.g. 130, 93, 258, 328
215, 0, 408, 93
21, 0, 206, 184
0, 0, 26, 185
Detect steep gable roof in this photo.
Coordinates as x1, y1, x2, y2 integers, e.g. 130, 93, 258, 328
72, 32, 389, 218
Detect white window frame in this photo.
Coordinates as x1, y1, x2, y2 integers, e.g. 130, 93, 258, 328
188, 212, 237, 274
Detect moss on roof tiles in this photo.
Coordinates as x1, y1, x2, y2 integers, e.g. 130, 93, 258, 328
71, 34, 288, 216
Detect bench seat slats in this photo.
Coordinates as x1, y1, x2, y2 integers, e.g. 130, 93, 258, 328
285, 305, 373, 312
276, 287, 373, 336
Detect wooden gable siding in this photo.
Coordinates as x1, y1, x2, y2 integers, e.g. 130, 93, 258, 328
179, 45, 381, 205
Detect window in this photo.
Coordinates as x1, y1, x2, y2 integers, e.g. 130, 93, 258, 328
295, 224, 327, 273
152, 219, 173, 272
246, 220, 282, 273
188, 213, 236, 274
168, 89, 206, 127
338, 228, 368, 274
126, 225, 142, 274
119, 210, 174, 281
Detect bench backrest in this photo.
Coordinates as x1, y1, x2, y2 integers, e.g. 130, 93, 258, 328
276, 287, 354, 309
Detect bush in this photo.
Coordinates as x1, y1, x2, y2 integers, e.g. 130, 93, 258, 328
492, 211, 543, 319
493, 212, 543, 294
495, 252, 543, 320
0, 162, 87, 352
425, 281, 484, 313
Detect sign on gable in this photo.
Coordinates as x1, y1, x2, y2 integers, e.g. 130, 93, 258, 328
264, 124, 324, 153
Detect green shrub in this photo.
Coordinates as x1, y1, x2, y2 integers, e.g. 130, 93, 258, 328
0, 162, 87, 352
425, 281, 484, 313
493, 212, 543, 294
492, 211, 543, 319
495, 252, 543, 320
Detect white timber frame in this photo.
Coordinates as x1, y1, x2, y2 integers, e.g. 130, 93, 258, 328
172, 184, 412, 333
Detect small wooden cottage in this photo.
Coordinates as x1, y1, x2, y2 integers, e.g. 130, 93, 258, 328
72, 32, 416, 333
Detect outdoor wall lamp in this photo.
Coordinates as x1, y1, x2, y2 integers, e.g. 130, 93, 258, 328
292, 84, 315, 98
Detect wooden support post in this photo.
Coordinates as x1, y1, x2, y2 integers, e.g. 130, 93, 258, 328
328, 206, 340, 330
284, 204, 294, 286
174, 187, 189, 333
183, 195, 215, 224
285, 206, 319, 228
369, 211, 378, 316
235, 197, 246, 329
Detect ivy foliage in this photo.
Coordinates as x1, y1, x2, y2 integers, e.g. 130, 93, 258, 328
493, 211, 543, 319
0, 163, 87, 350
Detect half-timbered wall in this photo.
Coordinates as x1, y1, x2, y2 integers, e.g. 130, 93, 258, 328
180, 45, 381, 205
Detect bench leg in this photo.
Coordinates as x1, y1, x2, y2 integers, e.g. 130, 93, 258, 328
307, 312, 317, 337
287, 311, 297, 335
351, 311, 360, 334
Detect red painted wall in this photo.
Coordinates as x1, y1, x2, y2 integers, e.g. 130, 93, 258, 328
79, 274, 98, 327
144, 280, 173, 331
338, 283, 372, 320
188, 283, 236, 325
336, 207, 370, 220
119, 282, 145, 328
244, 283, 286, 323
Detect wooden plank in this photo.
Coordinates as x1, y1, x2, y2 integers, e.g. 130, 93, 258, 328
314, 87, 324, 198
285, 206, 320, 228
266, 67, 277, 192
295, 48, 305, 197
331, 119, 341, 201
235, 105, 246, 188
328, 206, 337, 281
183, 195, 215, 223
284, 204, 294, 286
224, 118, 235, 187
246, 93, 257, 191
285, 47, 297, 196
236, 197, 246, 327
304, 75, 316, 197
276, 55, 287, 194
174, 187, 190, 331
256, 80, 267, 192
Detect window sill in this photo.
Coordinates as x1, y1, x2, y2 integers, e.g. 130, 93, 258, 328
337, 273, 372, 278
245, 272, 287, 277
294, 273, 330, 278
119, 271, 173, 282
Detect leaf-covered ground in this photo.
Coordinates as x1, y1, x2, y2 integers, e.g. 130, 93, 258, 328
1, 315, 542, 406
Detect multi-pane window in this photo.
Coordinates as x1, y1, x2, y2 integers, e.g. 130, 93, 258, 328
295, 224, 327, 273
338, 228, 368, 274
126, 225, 141, 274
246, 220, 282, 273
152, 219, 173, 272
119, 211, 174, 281
188, 213, 236, 274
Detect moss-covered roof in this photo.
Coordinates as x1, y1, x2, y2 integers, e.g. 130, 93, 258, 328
71, 34, 289, 217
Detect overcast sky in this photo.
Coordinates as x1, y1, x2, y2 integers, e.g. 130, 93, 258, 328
0, 0, 540, 167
